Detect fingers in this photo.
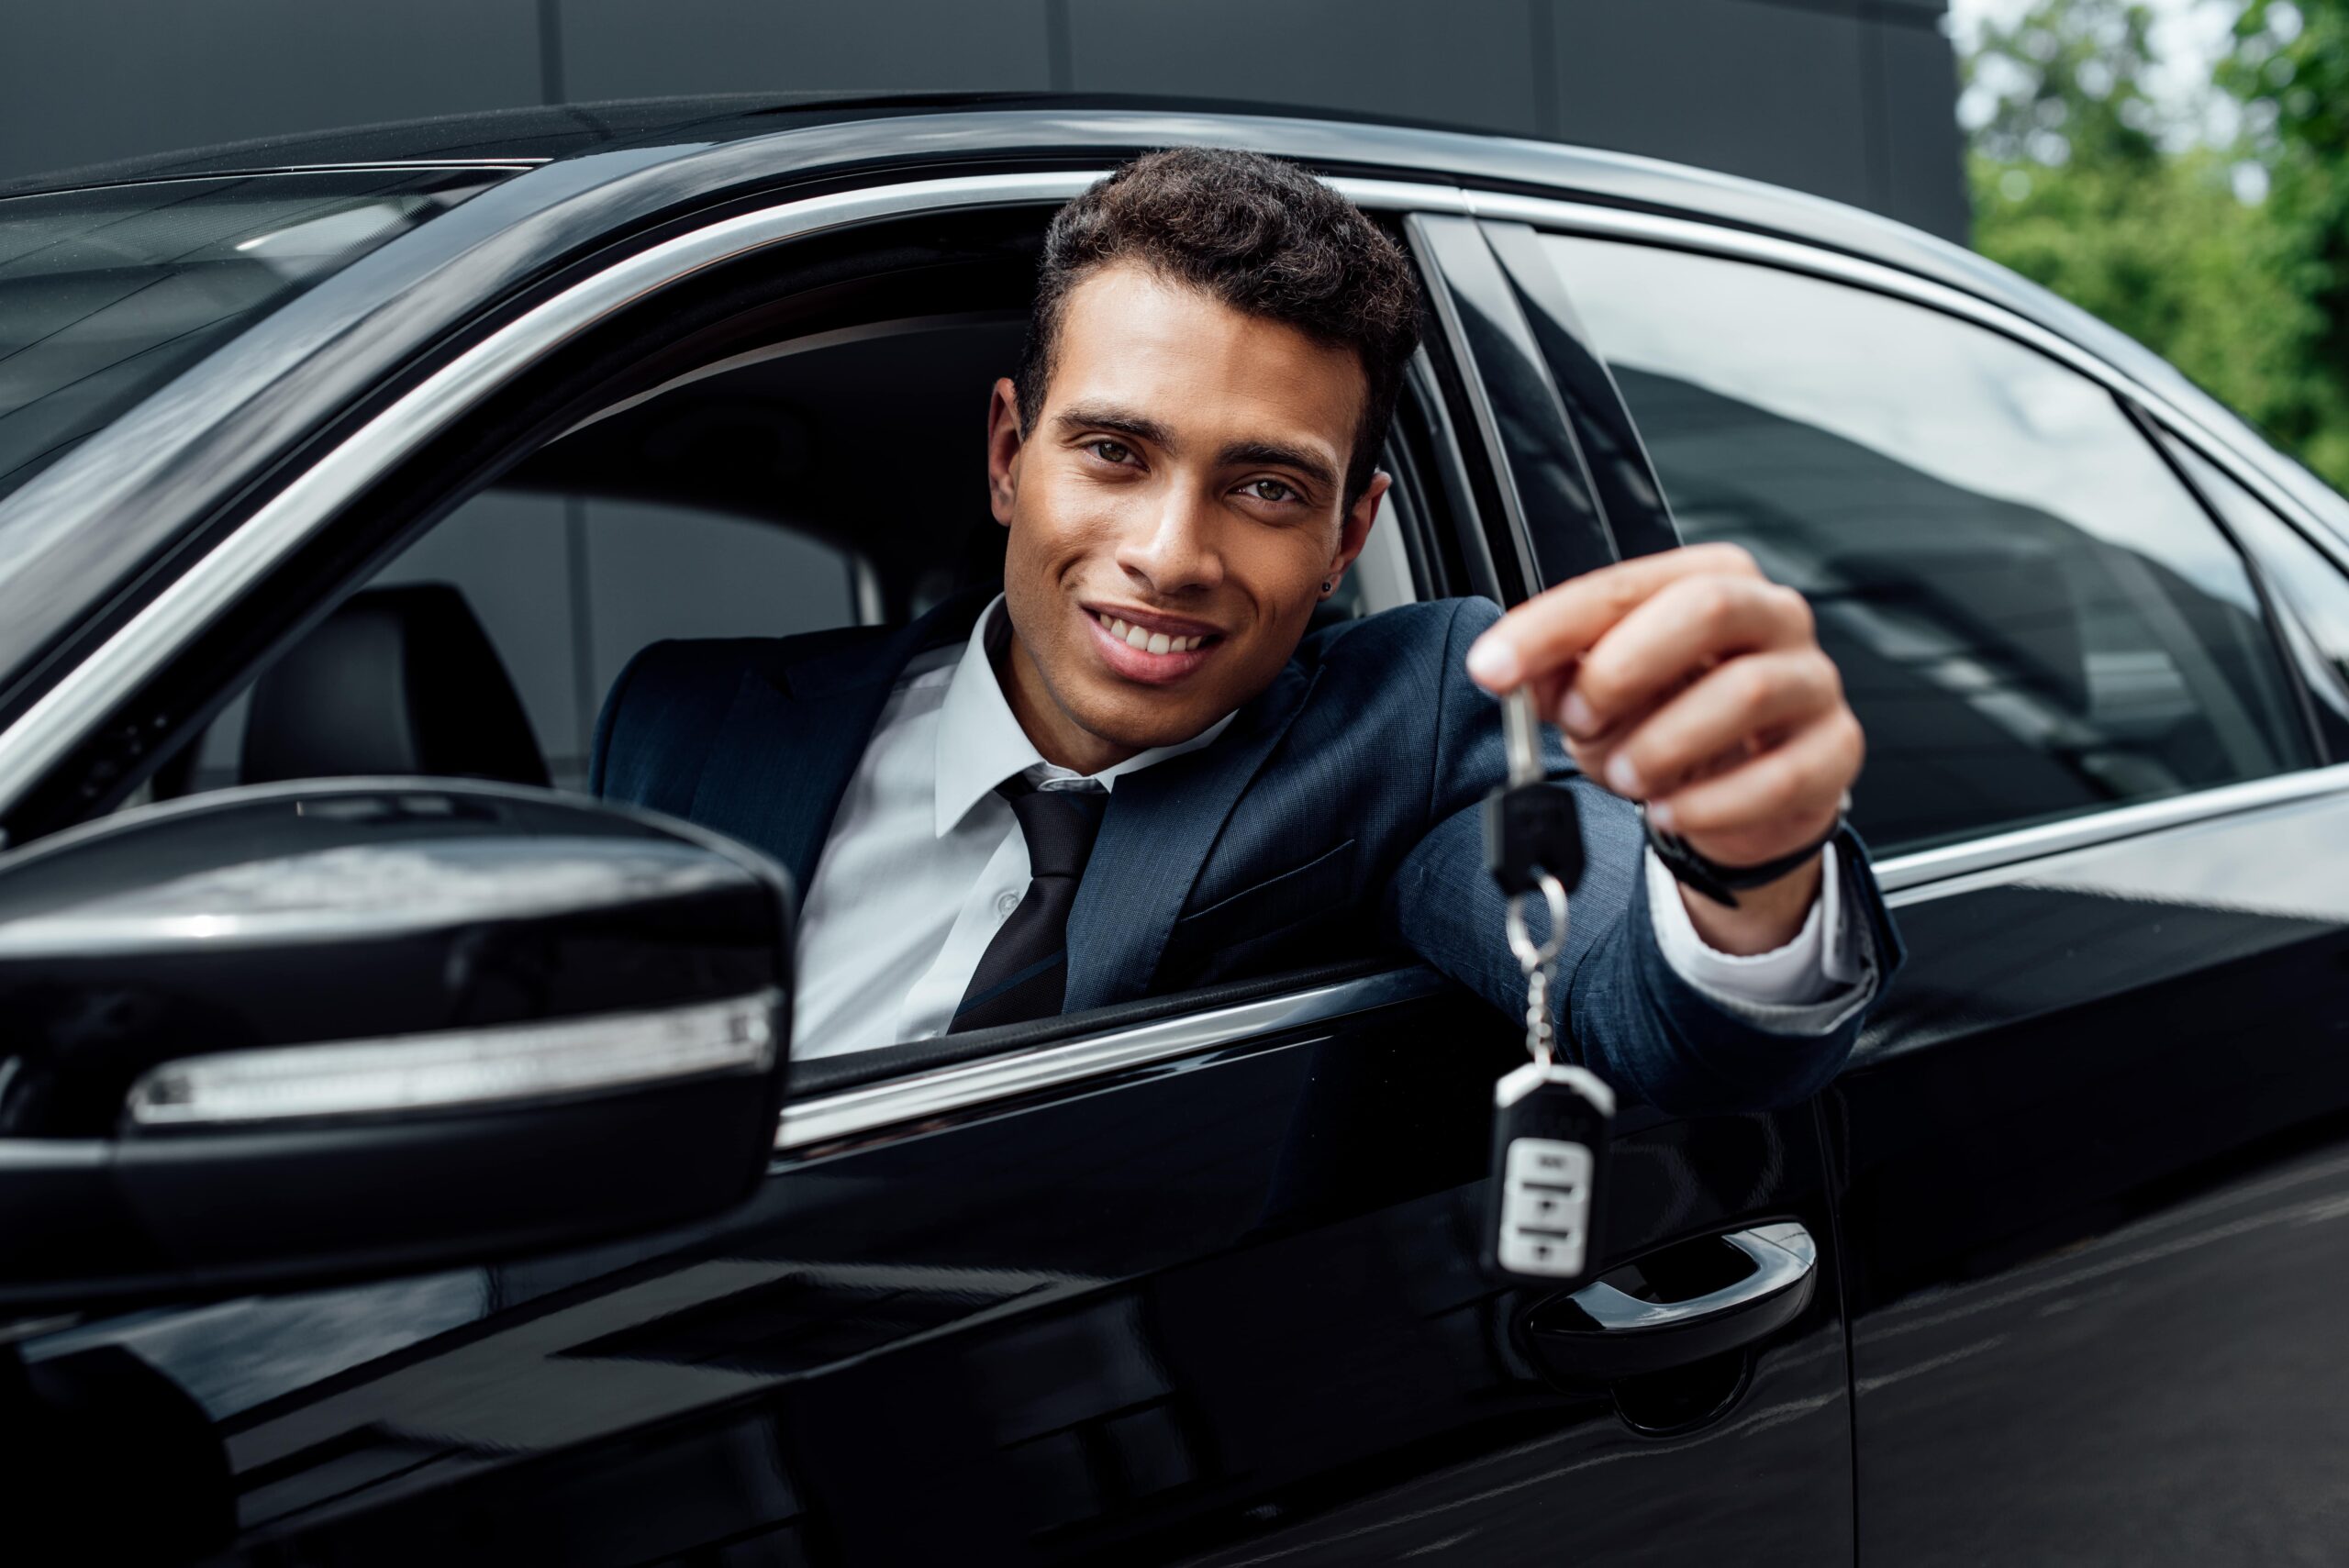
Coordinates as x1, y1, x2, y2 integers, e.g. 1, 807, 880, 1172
1581, 650, 1842, 801
1557, 573, 1815, 743
1646, 706, 1864, 866
1466, 543, 1862, 877
1465, 541, 1763, 693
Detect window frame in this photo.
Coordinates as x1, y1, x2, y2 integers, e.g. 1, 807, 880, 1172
1468, 191, 2349, 895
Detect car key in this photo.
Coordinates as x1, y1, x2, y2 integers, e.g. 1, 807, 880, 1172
1481, 680, 1584, 897
1488, 1058, 1614, 1283
1482, 686, 1613, 1287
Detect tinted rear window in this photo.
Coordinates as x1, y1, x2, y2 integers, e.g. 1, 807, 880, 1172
0, 170, 496, 502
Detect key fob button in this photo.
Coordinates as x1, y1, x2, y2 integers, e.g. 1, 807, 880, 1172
1506, 1184, 1586, 1232
1506, 1138, 1590, 1187
1497, 1227, 1586, 1277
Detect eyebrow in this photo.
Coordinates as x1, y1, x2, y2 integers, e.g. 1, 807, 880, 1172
1052, 403, 1173, 449
1215, 439, 1340, 495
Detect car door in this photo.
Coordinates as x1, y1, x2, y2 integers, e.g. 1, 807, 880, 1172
6, 164, 1862, 1568
1499, 211, 2349, 1564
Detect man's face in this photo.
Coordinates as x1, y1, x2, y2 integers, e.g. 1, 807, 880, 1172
986, 262, 1387, 771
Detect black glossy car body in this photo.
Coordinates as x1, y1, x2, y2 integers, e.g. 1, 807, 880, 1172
5, 96, 2349, 1565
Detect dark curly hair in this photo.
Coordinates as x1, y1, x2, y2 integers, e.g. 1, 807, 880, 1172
1015, 148, 1422, 507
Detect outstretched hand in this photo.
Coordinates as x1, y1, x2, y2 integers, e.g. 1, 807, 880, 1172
1464, 543, 1862, 953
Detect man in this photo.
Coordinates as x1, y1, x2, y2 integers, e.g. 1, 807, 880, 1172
595, 148, 1898, 1114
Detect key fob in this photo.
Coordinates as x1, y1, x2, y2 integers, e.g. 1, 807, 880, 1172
1486, 1062, 1615, 1286
1482, 780, 1584, 897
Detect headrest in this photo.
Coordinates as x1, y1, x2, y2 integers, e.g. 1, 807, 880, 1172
241, 584, 551, 788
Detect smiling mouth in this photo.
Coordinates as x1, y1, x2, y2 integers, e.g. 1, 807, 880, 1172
1089, 609, 1218, 656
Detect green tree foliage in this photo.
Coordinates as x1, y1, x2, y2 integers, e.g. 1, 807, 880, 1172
1965, 0, 2349, 488
2221, 0, 2349, 479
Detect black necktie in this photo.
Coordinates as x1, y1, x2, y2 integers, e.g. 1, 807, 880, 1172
952, 780, 1109, 1031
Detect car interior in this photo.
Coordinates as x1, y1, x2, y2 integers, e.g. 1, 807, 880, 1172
157, 313, 1437, 799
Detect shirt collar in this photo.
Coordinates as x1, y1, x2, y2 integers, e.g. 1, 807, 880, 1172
933, 595, 1236, 837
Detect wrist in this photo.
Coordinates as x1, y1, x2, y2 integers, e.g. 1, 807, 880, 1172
1675, 851, 1822, 955
1644, 803, 1844, 956
1642, 802, 1845, 906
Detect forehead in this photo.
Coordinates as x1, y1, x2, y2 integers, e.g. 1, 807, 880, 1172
1047, 263, 1365, 453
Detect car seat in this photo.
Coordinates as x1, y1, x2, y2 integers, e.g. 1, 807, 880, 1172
239, 583, 551, 788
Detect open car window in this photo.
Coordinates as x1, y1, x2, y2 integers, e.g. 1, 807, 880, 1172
139, 205, 1453, 1079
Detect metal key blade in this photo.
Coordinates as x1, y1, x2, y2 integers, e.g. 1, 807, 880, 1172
1502, 686, 1545, 788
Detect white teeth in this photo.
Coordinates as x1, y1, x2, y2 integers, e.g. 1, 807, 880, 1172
1095, 612, 1208, 654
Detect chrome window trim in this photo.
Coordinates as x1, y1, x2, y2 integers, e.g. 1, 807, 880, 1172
1331, 176, 1474, 215
775, 966, 1450, 1155
1876, 762, 2349, 899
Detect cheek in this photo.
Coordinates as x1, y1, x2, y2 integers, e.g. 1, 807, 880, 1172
1231, 529, 1330, 618
1013, 473, 1126, 574
1002, 529, 1078, 621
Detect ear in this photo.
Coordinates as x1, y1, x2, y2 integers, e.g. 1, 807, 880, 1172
1322, 471, 1391, 594
986, 377, 1026, 528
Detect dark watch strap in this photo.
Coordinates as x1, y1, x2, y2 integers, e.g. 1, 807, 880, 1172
1641, 806, 1846, 909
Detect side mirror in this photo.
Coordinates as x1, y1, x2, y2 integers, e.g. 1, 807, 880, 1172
0, 780, 793, 1316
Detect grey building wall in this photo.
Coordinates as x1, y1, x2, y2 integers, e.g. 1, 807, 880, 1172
1, 0, 1966, 240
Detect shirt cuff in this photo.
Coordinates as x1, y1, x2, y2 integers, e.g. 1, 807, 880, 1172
1645, 840, 1863, 1017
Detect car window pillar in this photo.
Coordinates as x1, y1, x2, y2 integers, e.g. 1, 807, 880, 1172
1403, 212, 1616, 598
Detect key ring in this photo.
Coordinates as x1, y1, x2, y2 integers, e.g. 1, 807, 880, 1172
1504, 867, 1569, 976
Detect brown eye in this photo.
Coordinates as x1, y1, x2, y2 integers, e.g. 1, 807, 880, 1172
1090, 439, 1132, 464
1250, 479, 1297, 503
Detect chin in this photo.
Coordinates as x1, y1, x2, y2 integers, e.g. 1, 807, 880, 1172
1085, 697, 1219, 752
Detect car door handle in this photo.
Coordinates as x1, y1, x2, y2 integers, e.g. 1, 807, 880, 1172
1520, 1221, 1818, 1385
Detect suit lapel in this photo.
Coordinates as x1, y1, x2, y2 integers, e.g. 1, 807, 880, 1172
686, 594, 986, 895
1064, 660, 1322, 1011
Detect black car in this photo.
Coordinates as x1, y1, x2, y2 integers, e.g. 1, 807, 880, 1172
4, 97, 2349, 1566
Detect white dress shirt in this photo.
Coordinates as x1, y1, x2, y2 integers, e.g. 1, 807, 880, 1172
791, 598, 1856, 1060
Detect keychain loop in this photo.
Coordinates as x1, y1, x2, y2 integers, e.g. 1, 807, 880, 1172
1506, 868, 1568, 1071
1504, 867, 1570, 975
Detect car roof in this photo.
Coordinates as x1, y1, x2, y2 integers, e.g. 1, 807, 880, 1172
0, 94, 1003, 197
0, 90, 1627, 200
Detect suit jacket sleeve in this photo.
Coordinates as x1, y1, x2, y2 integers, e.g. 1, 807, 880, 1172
1377, 598, 1904, 1116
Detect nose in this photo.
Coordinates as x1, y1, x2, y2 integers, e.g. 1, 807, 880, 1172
1113, 483, 1224, 598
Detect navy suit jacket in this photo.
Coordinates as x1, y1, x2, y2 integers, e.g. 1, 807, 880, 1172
593, 594, 1900, 1114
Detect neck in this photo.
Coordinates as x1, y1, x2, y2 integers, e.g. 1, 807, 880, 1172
999, 635, 1140, 776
